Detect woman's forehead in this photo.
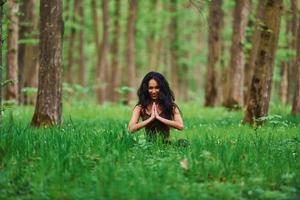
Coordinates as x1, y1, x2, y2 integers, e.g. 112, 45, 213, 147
148, 79, 158, 86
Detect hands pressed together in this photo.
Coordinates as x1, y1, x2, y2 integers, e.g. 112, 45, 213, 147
149, 102, 161, 121
128, 102, 184, 133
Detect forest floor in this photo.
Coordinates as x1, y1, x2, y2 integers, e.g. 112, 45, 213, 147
0, 102, 299, 199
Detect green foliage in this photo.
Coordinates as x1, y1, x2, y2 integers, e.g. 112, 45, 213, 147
0, 104, 299, 199
21, 87, 37, 97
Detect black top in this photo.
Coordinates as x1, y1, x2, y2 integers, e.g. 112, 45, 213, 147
140, 107, 170, 141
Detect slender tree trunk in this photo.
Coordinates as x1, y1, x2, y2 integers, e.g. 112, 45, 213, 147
91, 0, 104, 103
194, 25, 203, 95
279, 0, 298, 105
244, 2, 264, 104
243, 0, 283, 125
77, 0, 86, 87
280, 61, 289, 104
292, 15, 300, 115
0, 0, 3, 121
6, 0, 18, 102
31, 0, 63, 127
169, 0, 179, 99
66, 1, 79, 84
18, 1, 26, 104
91, 0, 101, 54
78, 1, 86, 86
110, 0, 121, 102
96, 0, 109, 104
204, 0, 223, 107
287, 0, 298, 103
148, 0, 158, 71
18, 0, 38, 105
126, 0, 137, 103
224, 0, 250, 109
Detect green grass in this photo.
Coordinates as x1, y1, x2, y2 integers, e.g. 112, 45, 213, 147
0, 103, 299, 200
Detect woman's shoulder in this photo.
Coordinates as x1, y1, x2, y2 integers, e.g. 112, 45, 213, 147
172, 103, 181, 113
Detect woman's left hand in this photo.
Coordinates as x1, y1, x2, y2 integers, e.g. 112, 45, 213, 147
153, 103, 160, 118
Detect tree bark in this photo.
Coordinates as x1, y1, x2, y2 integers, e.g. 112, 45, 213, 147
169, 0, 179, 99
110, 0, 121, 102
224, 0, 250, 109
244, 2, 264, 105
66, 1, 79, 85
126, 0, 137, 103
243, 0, 283, 125
6, 0, 18, 101
292, 15, 300, 115
0, 0, 3, 121
148, 0, 158, 71
287, 0, 298, 104
204, 0, 223, 107
280, 61, 289, 104
31, 0, 63, 127
96, 0, 109, 104
18, 0, 39, 105
77, 0, 86, 87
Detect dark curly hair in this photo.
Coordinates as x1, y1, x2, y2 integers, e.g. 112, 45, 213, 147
137, 71, 179, 119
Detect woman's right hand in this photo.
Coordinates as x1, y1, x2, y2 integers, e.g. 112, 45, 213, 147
150, 102, 156, 121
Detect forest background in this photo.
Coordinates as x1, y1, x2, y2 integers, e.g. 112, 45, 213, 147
0, 0, 300, 199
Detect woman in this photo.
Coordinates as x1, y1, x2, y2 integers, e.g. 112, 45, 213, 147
128, 71, 184, 143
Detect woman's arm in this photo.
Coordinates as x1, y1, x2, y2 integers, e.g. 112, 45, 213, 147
128, 106, 155, 133
155, 106, 184, 130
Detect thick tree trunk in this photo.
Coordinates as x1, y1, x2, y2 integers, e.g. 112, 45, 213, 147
224, 0, 250, 109
243, 0, 283, 125
204, 0, 223, 107
96, 0, 109, 104
169, 0, 179, 99
244, 2, 264, 104
126, 0, 137, 103
77, 0, 86, 87
292, 15, 300, 115
6, 0, 18, 101
110, 0, 121, 102
31, 0, 63, 127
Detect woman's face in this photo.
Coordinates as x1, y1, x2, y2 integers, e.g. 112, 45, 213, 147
148, 79, 160, 100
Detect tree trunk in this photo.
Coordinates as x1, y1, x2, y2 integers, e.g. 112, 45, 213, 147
6, 0, 18, 102
0, 0, 3, 121
280, 61, 289, 104
126, 0, 137, 103
66, 1, 79, 84
18, 0, 39, 105
224, 0, 250, 109
96, 0, 109, 104
292, 15, 300, 115
204, 0, 223, 107
243, 0, 283, 125
110, 0, 121, 102
169, 0, 179, 99
77, 0, 86, 87
287, 0, 298, 104
31, 0, 63, 127
148, 0, 158, 71
244, 2, 264, 104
